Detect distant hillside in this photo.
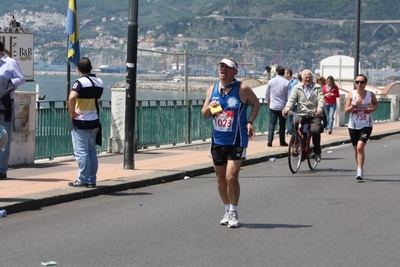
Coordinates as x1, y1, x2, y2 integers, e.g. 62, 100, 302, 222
5, 0, 215, 30
3, 0, 400, 69
7, 0, 400, 30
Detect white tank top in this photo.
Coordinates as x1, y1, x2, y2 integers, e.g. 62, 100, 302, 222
348, 90, 373, 129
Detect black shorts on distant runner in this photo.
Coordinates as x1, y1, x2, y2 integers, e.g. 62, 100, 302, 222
210, 144, 246, 166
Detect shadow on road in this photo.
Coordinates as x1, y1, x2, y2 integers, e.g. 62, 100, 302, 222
241, 223, 312, 229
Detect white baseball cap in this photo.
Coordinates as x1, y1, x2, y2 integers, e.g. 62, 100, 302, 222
219, 58, 238, 69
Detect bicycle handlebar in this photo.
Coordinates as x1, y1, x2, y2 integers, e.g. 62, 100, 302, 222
287, 110, 317, 117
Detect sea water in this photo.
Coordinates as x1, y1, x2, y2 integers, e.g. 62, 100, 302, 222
21, 74, 205, 102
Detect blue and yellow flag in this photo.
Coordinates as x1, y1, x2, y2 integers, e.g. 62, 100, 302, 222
66, 0, 80, 67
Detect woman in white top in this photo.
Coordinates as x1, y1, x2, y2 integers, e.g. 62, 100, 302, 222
345, 74, 378, 181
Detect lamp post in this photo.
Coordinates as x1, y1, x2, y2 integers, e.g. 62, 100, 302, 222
124, 0, 139, 169
354, 0, 361, 79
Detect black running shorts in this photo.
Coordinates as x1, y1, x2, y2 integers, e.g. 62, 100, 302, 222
210, 144, 246, 166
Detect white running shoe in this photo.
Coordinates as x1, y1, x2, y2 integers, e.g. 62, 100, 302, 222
227, 211, 239, 228
356, 169, 364, 181
220, 210, 229, 225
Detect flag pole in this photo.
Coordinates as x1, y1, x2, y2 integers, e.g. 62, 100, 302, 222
67, 36, 71, 104
66, 0, 79, 104
354, 0, 361, 80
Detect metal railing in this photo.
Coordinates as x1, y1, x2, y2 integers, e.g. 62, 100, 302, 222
135, 99, 211, 147
35, 101, 111, 160
35, 98, 392, 160
344, 98, 391, 124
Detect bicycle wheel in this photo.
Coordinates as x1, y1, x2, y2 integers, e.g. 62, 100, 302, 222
288, 132, 303, 173
307, 150, 318, 170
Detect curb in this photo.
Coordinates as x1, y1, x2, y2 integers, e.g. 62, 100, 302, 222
3, 130, 399, 215
4, 164, 216, 215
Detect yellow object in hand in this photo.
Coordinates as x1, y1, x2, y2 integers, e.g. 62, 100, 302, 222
210, 105, 223, 115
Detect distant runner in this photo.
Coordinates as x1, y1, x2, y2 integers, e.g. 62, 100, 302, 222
345, 74, 378, 181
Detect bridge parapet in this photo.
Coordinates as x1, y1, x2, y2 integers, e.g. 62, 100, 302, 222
364, 22, 400, 36
199, 15, 400, 36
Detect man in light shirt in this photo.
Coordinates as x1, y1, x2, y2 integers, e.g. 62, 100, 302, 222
265, 66, 290, 147
282, 69, 325, 162
0, 41, 25, 179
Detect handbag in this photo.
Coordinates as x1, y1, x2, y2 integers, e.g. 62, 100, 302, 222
87, 77, 102, 146
96, 123, 102, 146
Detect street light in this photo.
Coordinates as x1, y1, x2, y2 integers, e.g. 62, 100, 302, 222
124, 0, 139, 170
354, 0, 361, 78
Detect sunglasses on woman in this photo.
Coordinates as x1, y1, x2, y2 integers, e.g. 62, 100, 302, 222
355, 80, 366, 84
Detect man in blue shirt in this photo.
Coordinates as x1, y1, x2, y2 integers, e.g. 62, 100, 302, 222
265, 66, 290, 147
0, 41, 25, 179
201, 57, 260, 228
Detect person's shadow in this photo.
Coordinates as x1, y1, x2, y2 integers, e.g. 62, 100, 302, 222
240, 223, 312, 229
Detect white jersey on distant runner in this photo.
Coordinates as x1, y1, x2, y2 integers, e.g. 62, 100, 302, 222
348, 90, 373, 129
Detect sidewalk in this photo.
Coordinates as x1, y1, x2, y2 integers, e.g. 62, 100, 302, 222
1, 121, 399, 214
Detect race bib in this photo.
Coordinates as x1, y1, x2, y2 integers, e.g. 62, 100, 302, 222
352, 110, 369, 122
213, 110, 234, 132
352, 104, 371, 123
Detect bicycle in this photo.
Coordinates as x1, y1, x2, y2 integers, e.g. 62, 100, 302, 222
287, 111, 319, 174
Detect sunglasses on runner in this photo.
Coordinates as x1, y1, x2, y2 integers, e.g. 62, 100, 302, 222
354, 80, 366, 84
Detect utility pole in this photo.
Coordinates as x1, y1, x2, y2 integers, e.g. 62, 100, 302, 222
124, 0, 139, 169
354, 0, 361, 80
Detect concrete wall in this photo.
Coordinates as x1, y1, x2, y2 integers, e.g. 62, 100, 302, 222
109, 87, 126, 153
10, 91, 36, 166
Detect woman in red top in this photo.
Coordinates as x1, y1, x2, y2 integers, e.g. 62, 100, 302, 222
322, 76, 340, 134
316, 76, 327, 131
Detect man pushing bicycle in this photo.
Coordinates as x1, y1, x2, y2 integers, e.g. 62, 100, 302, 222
282, 69, 325, 162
